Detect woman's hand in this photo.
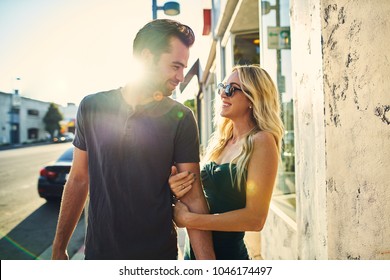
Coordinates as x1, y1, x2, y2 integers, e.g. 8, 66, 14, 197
173, 200, 190, 227
169, 166, 196, 198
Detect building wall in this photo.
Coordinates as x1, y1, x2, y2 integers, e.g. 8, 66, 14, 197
61, 103, 78, 121
0, 92, 78, 145
261, 0, 390, 260
259, 0, 301, 259
19, 98, 50, 143
0, 93, 12, 144
199, 83, 216, 155
290, 0, 328, 260
321, 0, 390, 259
198, 0, 389, 260
261, 203, 298, 259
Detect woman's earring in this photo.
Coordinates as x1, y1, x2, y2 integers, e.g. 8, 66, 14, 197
249, 105, 252, 109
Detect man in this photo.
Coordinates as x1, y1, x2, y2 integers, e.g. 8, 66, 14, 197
52, 19, 215, 260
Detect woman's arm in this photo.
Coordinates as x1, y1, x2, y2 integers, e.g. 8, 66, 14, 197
174, 131, 278, 232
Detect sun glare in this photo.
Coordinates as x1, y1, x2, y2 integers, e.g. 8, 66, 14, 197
126, 57, 147, 85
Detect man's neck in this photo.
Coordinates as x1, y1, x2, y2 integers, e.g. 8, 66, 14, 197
121, 83, 157, 107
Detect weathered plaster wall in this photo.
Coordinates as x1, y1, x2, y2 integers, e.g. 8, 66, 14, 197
261, 204, 298, 259
290, 0, 328, 259
262, 0, 389, 260
322, 0, 390, 259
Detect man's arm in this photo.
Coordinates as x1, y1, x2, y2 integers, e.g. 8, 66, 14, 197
52, 147, 89, 260
175, 162, 215, 260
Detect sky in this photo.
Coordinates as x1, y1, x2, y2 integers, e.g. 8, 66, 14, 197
0, 0, 210, 106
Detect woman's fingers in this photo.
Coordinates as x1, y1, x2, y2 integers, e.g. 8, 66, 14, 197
171, 179, 194, 197
169, 172, 196, 198
170, 166, 178, 177
169, 170, 195, 186
174, 183, 193, 198
168, 167, 196, 198
170, 169, 193, 181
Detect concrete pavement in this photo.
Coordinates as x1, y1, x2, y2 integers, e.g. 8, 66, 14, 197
40, 228, 262, 260
37, 214, 86, 260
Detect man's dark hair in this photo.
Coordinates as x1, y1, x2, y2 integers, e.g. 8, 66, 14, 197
133, 19, 195, 60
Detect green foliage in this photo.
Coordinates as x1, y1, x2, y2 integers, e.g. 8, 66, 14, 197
184, 99, 196, 116
43, 103, 63, 138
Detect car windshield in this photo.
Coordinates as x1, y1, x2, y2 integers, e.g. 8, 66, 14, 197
57, 148, 74, 162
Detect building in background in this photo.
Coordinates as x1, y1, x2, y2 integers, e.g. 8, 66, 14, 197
0, 91, 77, 145
60, 103, 78, 134
180, 0, 390, 259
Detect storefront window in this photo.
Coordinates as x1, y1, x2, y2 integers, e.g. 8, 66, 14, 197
234, 32, 260, 65
27, 109, 39, 116
28, 128, 38, 140
260, 0, 295, 220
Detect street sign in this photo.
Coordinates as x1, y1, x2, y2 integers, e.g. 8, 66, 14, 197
267, 26, 291, 49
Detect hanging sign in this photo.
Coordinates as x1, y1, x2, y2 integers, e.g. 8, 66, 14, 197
267, 26, 291, 49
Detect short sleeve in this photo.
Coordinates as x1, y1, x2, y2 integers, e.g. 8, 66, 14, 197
73, 97, 87, 151
173, 109, 200, 163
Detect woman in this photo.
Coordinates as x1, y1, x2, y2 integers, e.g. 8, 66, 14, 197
169, 64, 284, 260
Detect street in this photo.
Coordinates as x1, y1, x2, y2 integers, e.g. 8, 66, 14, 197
0, 143, 85, 260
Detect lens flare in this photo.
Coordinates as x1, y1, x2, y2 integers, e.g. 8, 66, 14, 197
0, 233, 39, 259
246, 180, 257, 195
153, 91, 163, 101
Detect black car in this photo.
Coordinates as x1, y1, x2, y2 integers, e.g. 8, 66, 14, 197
38, 146, 74, 201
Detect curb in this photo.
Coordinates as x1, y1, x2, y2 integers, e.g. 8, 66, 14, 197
71, 245, 85, 260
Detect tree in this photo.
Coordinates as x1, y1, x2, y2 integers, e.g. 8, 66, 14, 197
43, 103, 63, 139
184, 99, 197, 116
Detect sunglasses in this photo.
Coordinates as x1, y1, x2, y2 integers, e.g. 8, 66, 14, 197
217, 83, 243, 97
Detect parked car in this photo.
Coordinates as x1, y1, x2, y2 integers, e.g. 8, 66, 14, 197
38, 146, 74, 201
53, 132, 75, 143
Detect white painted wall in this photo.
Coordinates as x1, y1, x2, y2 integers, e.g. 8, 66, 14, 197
0, 93, 12, 144
262, 0, 390, 260
290, 0, 328, 260
0, 93, 78, 145
321, 0, 390, 260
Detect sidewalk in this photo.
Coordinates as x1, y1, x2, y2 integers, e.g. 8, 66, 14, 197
67, 228, 188, 260
49, 228, 262, 260
0, 141, 51, 151
38, 214, 86, 260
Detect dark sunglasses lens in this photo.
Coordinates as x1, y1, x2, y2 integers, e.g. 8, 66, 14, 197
217, 83, 235, 97
226, 85, 233, 97
229, 86, 236, 97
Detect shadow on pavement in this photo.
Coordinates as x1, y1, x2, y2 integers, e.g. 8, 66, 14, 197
0, 201, 85, 260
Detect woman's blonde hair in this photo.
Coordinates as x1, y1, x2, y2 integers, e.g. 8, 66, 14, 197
203, 65, 285, 189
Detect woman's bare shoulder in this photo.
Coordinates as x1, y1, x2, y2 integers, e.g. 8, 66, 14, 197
252, 131, 276, 146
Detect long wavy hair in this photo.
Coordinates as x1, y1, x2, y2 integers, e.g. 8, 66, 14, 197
203, 65, 285, 189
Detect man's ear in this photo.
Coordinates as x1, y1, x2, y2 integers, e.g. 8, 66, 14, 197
140, 48, 154, 65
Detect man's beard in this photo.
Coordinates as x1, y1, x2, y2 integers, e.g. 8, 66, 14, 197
149, 79, 173, 97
